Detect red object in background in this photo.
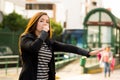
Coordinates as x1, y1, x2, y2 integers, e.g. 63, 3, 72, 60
97, 52, 101, 61
110, 58, 115, 72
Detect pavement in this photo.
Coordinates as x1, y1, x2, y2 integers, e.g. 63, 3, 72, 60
56, 69, 120, 80
0, 68, 21, 80
0, 59, 120, 80
56, 59, 120, 80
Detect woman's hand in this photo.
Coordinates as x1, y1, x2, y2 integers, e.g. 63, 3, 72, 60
42, 25, 49, 32
89, 48, 104, 56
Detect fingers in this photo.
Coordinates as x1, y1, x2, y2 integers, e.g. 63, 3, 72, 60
42, 25, 49, 32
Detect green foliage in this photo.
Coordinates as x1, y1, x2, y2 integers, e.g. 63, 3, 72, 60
3, 11, 28, 32
0, 23, 2, 29
1, 11, 63, 39
50, 19, 63, 39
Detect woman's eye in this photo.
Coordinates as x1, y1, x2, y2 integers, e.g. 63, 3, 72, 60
39, 20, 49, 23
40, 20, 43, 22
46, 21, 49, 23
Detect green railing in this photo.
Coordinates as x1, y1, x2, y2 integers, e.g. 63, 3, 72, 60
0, 52, 78, 75
55, 52, 78, 70
0, 55, 19, 75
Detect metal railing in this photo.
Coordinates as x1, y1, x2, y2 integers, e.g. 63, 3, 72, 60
0, 55, 19, 75
0, 52, 78, 75
55, 52, 78, 70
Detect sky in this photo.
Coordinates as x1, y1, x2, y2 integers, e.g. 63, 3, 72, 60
102, 0, 120, 18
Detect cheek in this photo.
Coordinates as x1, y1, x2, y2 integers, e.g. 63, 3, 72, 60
36, 23, 43, 31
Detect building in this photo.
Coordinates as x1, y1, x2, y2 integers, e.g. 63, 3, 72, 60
0, 0, 103, 29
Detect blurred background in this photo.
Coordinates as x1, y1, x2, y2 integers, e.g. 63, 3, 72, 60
0, 0, 120, 80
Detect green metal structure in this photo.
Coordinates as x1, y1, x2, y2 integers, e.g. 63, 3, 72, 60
83, 8, 120, 57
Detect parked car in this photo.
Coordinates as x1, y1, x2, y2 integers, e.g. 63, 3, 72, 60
0, 46, 13, 56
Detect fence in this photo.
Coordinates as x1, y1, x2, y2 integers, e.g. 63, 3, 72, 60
0, 29, 22, 55
55, 52, 78, 70
0, 55, 19, 75
0, 52, 78, 75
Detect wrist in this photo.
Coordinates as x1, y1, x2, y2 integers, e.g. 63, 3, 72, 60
38, 30, 48, 41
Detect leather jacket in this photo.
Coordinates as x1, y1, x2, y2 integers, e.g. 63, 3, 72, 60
19, 30, 90, 80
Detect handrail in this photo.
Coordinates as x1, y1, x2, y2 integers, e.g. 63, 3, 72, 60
0, 53, 78, 74
0, 55, 19, 58
0, 55, 19, 75
55, 52, 78, 70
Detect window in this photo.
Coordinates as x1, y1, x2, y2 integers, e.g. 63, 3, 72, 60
25, 3, 53, 10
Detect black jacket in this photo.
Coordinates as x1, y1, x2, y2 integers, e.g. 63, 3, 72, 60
19, 31, 90, 80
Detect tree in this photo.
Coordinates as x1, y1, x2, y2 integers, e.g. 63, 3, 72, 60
50, 19, 63, 40
3, 11, 28, 31
2, 11, 28, 54
0, 23, 3, 29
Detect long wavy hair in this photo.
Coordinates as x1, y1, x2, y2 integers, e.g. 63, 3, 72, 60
21, 12, 52, 38
19, 12, 52, 56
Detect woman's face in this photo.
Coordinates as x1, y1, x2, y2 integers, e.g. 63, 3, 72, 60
105, 47, 110, 52
36, 15, 49, 34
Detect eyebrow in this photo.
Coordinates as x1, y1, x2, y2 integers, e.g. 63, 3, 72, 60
40, 18, 49, 21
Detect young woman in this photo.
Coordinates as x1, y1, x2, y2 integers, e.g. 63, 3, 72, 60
100, 46, 113, 77
18, 12, 103, 80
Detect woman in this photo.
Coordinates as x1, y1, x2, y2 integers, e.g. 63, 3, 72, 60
100, 46, 113, 77
18, 12, 103, 80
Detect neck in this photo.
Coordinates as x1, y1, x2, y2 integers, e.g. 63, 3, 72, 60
35, 30, 41, 37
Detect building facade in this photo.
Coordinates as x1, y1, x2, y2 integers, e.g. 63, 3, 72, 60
0, 0, 103, 29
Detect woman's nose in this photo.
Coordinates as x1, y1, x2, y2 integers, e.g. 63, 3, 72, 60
43, 21, 48, 24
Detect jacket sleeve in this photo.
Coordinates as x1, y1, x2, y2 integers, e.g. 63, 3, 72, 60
52, 41, 90, 57
20, 31, 48, 53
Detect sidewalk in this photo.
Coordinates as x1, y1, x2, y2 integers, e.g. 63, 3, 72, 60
0, 68, 21, 80
0, 59, 120, 80
56, 68, 120, 80
56, 59, 120, 80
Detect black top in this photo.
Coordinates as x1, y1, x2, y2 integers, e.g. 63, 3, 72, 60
19, 30, 90, 80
